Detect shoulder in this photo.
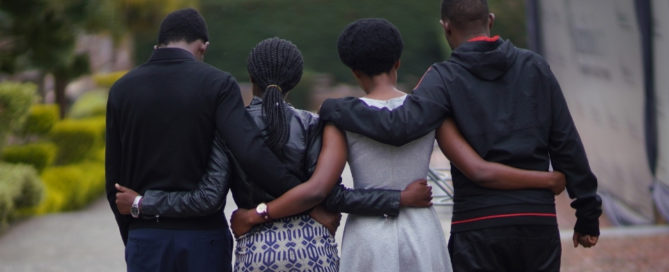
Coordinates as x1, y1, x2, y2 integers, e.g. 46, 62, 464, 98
291, 107, 321, 130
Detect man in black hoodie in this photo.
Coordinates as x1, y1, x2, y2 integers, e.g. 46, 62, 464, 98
318, 0, 602, 271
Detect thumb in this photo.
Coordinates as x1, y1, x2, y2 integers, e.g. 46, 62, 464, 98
115, 183, 127, 192
572, 233, 579, 248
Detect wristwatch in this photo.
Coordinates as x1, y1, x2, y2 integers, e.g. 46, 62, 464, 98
256, 202, 270, 221
131, 195, 143, 218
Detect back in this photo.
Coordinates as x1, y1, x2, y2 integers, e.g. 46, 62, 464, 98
107, 48, 231, 201
422, 38, 561, 232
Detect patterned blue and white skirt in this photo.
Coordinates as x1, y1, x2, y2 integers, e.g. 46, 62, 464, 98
233, 214, 339, 272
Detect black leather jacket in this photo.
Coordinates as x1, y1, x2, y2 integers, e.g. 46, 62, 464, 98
140, 97, 401, 218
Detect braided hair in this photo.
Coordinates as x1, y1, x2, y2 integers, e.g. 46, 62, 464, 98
247, 38, 304, 152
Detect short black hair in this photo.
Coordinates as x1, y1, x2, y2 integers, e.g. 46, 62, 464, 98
158, 8, 209, 45
441, 0, 489, 28
337, 18, 403, 76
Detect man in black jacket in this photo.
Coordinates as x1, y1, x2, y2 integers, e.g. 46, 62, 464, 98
105, 8, 305, 271
318, 0, 602, 271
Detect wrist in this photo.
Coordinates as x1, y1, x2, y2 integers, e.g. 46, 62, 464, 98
399, 190, 407, 206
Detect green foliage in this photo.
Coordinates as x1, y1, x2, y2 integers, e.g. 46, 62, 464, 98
68, 90, 108, 119
0, 163, 44, 228
93, 70, 127, 88
36, 162, 104, 213
1, 143, 57, 173
20, 104, 60, 136
49, 118, 105, 165
0, 82, 36, 151
131, 0, 444, 87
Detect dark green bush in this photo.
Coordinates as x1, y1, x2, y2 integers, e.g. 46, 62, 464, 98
20, 104, 60, 136
0, 82, 36, 152
0, 163, 43, 227
49, 118, 105, 165
1, 143, 57, 172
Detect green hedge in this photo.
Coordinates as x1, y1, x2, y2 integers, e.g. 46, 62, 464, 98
0, 163, 44, 228
37, 162, 105, 213
20, 104, 60, 136
0, 82, 36, 152
93, 70, 127, 88
49, 118, 105, 165
68, 89, 108, 119
1, 143, 57, 173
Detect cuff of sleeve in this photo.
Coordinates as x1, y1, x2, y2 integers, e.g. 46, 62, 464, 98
384, 190, 401, 217
574, 218, 600, 236
139, 190, 160, 216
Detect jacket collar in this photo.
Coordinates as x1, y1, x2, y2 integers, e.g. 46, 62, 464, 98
450, 37, 516, 81
148, 48, 197, 63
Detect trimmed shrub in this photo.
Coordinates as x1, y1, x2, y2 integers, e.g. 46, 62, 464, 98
49, 118, 105, 165
0, 82, 36, 152
36, 162, 104, 213
1, 143, 57, 173
0, 163, 43, 227
68, 89, 108, 119
93, 70, 127, 88
20, 104, 60, 136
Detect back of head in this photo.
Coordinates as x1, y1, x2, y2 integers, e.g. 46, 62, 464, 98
158, 8, 209, 45
441, 0, 489, 31
337, 18, 403, 76
247, 37, 304, 152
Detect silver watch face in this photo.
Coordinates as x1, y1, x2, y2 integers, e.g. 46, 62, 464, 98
131, 206, 139, 217
256, 203, 267, 214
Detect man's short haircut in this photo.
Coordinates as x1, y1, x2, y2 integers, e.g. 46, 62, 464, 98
441, 0, 489, 28
158, 8, 209, 45
337, 18, 403, 76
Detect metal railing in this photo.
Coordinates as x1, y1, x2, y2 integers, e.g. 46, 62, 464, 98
427, 168, 454, 206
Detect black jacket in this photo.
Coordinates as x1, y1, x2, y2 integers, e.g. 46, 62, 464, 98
140, 97, 401, 219
106, 48, 301, 244
319, 38, 602, 236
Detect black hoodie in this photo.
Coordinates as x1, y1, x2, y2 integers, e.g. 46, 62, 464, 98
319, 37, 602, 236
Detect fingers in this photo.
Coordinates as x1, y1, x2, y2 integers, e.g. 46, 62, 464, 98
573, 232, 579, 248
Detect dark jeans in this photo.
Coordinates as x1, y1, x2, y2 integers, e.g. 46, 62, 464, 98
448, 225, 561, 272
125, 228, 232, 272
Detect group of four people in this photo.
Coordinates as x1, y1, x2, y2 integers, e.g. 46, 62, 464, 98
106, 0, 601, 271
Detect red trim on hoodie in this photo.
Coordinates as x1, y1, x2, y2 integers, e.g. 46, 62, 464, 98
467, 35, 500, 43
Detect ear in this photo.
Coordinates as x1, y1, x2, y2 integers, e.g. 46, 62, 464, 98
352, 70, 364, 80
488, 13, 495, 30
393, 60, 401, 70
440, 19, 451, 36
201, 41, 210, 54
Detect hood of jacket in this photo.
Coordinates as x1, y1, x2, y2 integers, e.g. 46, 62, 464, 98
449, 37, 517, 81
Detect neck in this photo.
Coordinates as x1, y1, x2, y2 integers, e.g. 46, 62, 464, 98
158, 41, 198, 58
452, 30, 490, 49
359, 73, 404, 100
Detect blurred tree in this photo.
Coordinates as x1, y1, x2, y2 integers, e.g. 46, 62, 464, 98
0, 0, 197, 118
0, 0, 116, 118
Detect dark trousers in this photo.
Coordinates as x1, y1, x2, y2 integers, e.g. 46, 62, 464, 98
448, 225, 561, 272
125, 228, 232, 272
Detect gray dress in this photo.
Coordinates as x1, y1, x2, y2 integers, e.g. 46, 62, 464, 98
340, 95, 452, 272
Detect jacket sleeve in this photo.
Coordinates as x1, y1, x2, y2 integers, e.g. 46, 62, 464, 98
140, 136, 230, 217
105, 91, 130, 245
323, 185, 401, 217
318, 66, 450, 146
214, 76, 301, 197
304, 115, 402, 216
546, 68, 602, 236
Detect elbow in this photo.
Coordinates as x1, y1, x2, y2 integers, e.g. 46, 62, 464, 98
467, 165, 495, 186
